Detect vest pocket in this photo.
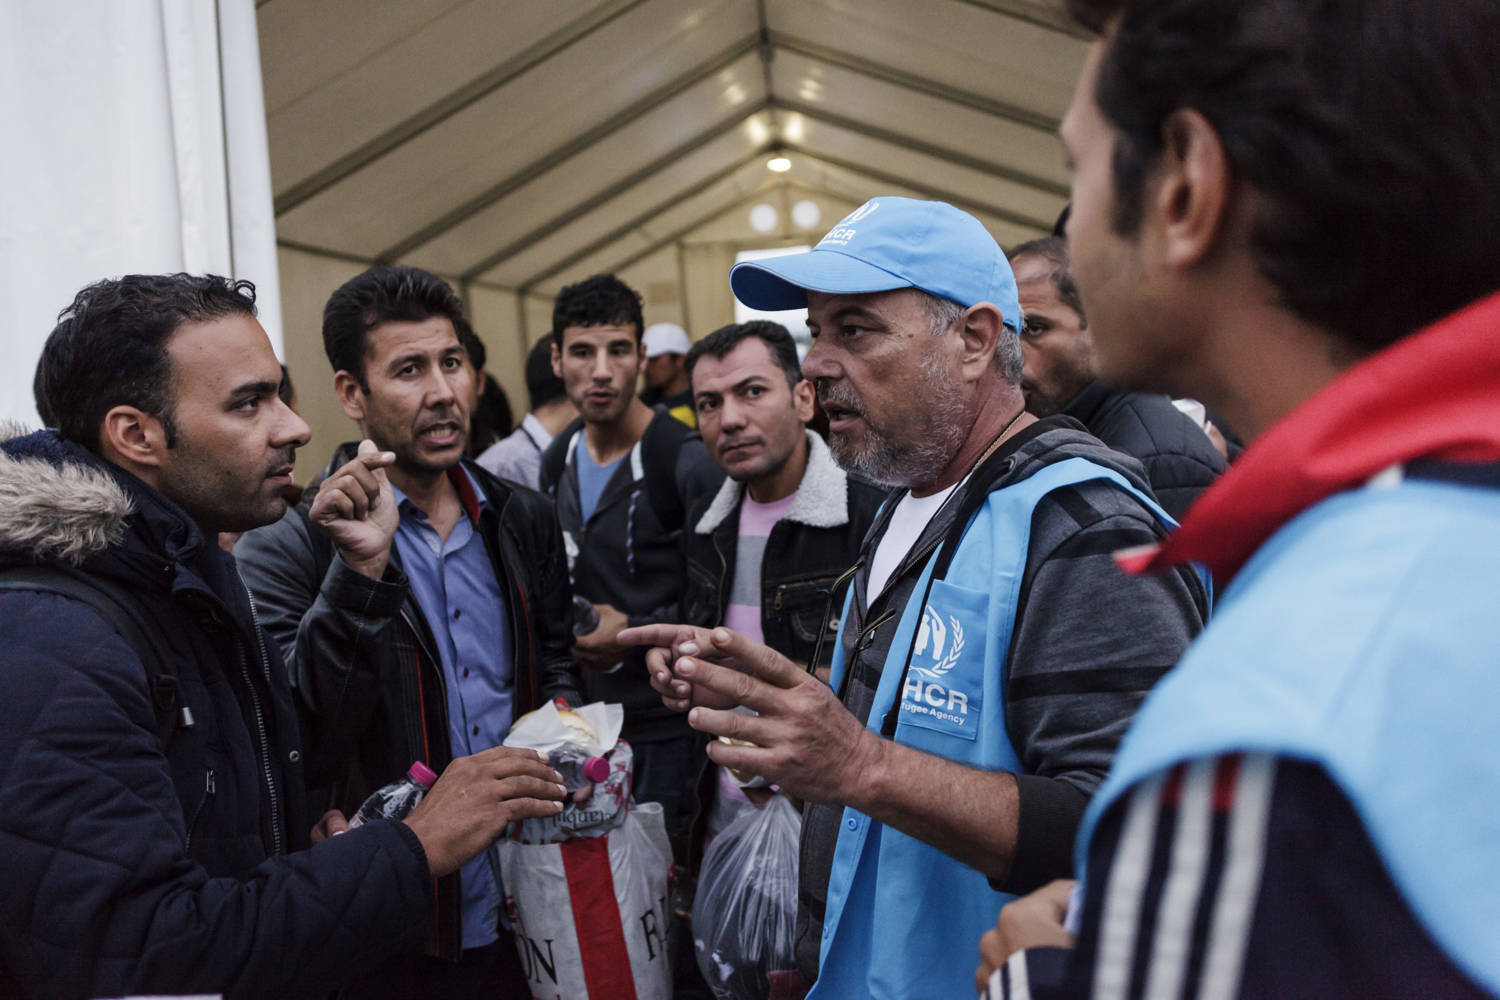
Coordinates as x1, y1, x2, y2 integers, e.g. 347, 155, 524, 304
892, 579, 989, 744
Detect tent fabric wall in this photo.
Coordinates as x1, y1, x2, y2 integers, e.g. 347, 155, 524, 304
0, 0, 280, 424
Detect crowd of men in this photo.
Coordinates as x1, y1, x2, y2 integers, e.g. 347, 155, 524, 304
1, 0, 1498, 997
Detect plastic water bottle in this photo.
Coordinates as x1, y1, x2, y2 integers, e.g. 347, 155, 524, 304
348, 761, 438, 827
571, 594, 600, 637
547, 745, 610, 792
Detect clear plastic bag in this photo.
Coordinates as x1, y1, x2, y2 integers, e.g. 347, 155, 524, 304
690, 793, 802, 1000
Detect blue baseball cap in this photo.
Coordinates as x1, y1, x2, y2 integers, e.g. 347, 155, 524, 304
729, 196, 1022, 331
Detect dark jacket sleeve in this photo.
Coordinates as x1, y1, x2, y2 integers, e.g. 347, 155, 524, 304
1099, 394, 1227, 522
236, 507, 408, 789
624, 434, 725, 631
0, 592, 431, 1000
994, 755, 1493, 999
996, 480, 1207, 895
505, 486, 583, 707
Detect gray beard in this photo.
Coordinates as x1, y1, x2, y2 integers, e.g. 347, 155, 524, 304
821, 350, 967, 489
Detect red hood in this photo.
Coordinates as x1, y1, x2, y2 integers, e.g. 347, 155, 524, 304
1118, 288, 1500, 585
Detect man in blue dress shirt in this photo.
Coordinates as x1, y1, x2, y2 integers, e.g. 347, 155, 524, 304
239, 265, 581, 997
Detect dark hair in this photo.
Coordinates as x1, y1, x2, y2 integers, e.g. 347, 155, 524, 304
37, 273, 257, 451
1066, 0, 1500, 355
685, 320, 801, 389
1009, 236, 1088, 326
551, 274, 644, 344
1052, 204, 1071, 237
469, 378, 514, 455
32, 359, 54, 428
322, 265, 468, 389
525, 337, 566, 410
456, 317, 485, 371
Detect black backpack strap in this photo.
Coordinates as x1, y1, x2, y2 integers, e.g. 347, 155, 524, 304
0, 566, 180, 746
639, 415, 693, 532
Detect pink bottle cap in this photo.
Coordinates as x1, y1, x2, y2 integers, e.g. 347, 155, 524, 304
582, 756, 610, 783
407, 761, 438, 788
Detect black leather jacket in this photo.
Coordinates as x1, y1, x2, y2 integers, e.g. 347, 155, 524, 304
1062, 381, 1227, 521
237, 445, 580, 959
680, 431, 886, 667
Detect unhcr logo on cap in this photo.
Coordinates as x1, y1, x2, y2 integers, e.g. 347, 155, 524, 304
818, 199, 879, 248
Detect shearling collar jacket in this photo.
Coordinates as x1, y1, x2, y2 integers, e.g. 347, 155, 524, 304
0, 430, 429, 998
680, 431, 887, 667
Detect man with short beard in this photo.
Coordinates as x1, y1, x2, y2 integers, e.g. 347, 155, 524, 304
624, 197, 1210, 999
237, 265, 580, 996
1011, 235, 1224, 520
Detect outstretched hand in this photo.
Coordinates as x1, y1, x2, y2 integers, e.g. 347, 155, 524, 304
622, 623, 751, 712
308, 439, 398, 579
619, 624, 879, 804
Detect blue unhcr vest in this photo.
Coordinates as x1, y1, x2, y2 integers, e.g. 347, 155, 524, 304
1076, 476, 1500, 996
811, 457, 1187, 1000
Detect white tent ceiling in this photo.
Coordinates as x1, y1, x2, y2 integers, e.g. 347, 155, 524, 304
258, 0, 1084, 298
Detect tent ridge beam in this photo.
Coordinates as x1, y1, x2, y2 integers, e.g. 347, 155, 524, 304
772, 97, 1069, 198
461, 110, 771, 280
768, 31, 1060, 135
374, 32, 764, 263
274, 0, 648, 215
525, 185, 779, 293
506, 142, 775, 289
786, 146, 1055, 233
949, 0, 1092, 40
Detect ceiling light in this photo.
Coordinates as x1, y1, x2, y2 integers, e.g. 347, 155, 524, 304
766, 155, 792, 173
748, 202, 779, 233
792, 199, 822, 230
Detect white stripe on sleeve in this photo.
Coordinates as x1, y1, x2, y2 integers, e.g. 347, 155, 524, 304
1092, 769, 1168, 1000
1199, 753, 1277, 1000
1006, 950, 1032, 1000
1143, 756, 1218, 999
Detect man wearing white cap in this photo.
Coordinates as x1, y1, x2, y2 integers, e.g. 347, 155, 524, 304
623, 197, 1209, 999
640, 321, 696, 427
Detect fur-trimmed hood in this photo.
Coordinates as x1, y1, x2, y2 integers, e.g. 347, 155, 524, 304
694, 430, 854, 534
0, 429, 137, 565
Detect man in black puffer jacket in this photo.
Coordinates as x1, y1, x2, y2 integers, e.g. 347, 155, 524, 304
1011, 236, 1226, 520
0, 274, 564, 1000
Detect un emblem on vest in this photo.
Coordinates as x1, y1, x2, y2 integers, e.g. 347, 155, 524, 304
911, 604, 964, 680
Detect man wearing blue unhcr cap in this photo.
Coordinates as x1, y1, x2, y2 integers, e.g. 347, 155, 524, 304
622, 197, 1210, 998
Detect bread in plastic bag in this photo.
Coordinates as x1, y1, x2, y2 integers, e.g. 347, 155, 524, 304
690, 793, 801, 1000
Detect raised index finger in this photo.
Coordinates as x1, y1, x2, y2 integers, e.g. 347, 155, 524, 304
705, 627, 805, 689
331, 443, 395, 496
618, 623, 713, 653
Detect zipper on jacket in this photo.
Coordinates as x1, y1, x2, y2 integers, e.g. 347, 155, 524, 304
711, 528, 730, 624
241, 589, 285, 857
808, 561, 862, 677
185, 767, 217, 853
835, 606, 897, 703
399, 605, 452, 758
